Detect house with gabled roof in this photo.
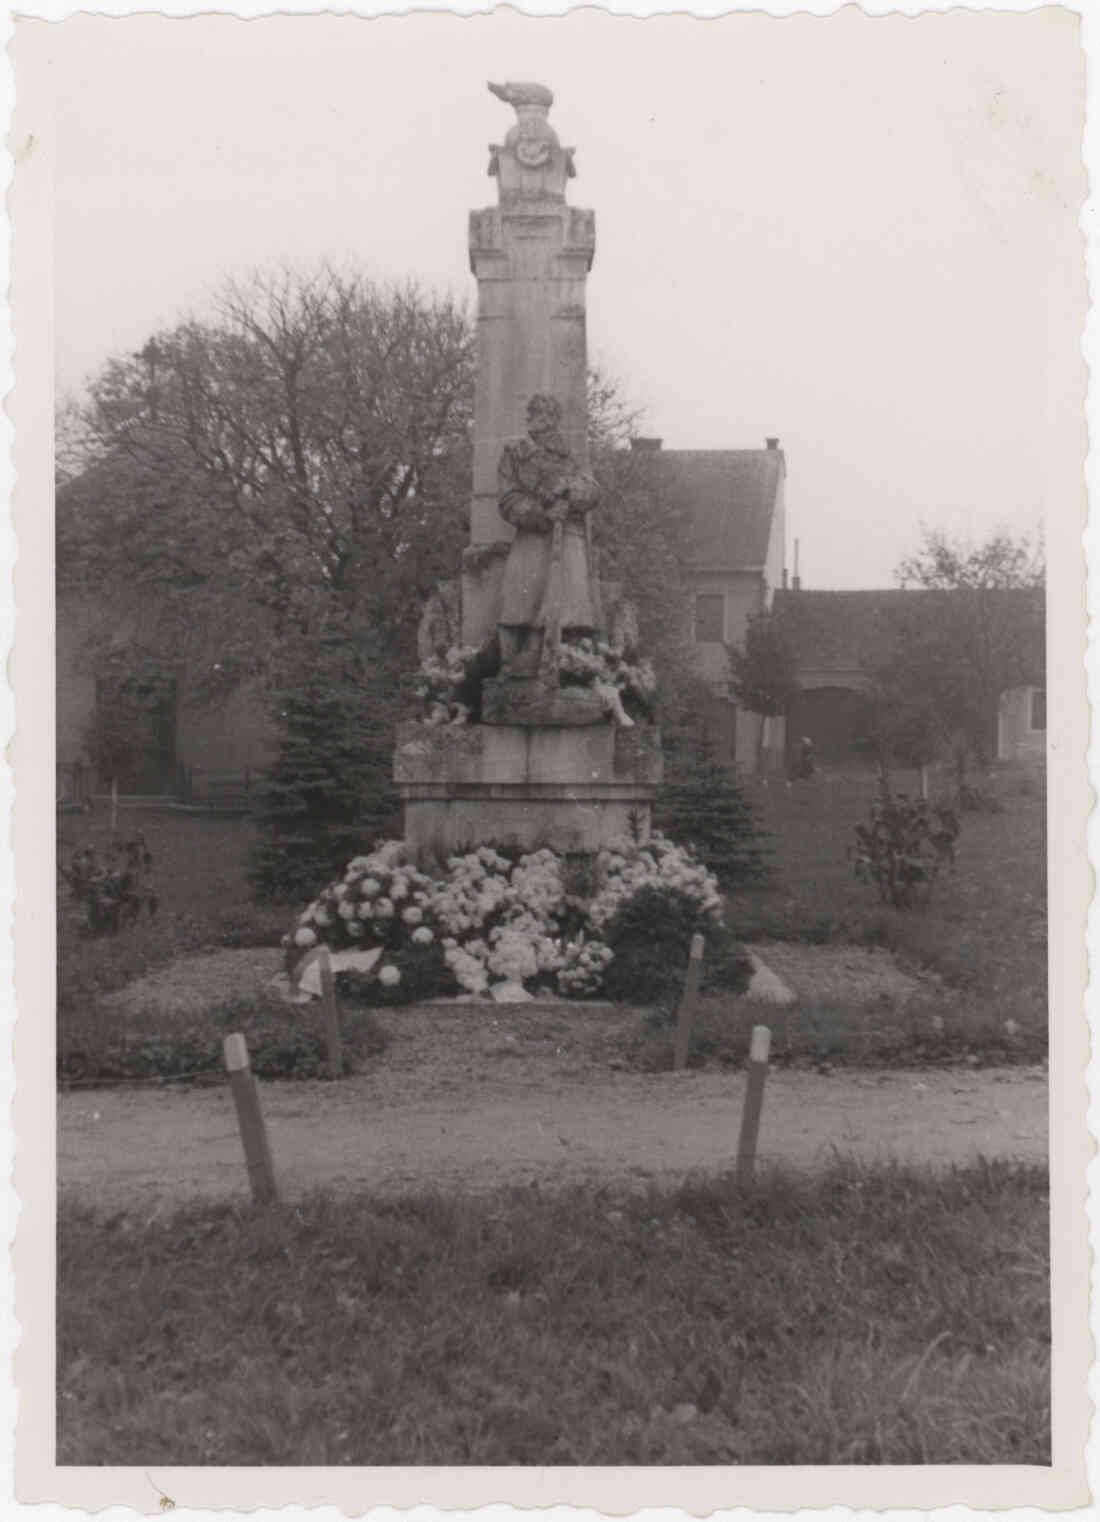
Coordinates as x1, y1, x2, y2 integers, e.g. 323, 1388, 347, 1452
630, 434, 788, 772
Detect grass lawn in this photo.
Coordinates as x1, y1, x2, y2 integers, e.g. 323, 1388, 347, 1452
726, 763, 1048, 1063
57, 808, 288, 1076
57, 1159, 1049, 1466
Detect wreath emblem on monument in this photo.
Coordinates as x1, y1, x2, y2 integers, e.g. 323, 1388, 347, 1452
515, 135, 552, 168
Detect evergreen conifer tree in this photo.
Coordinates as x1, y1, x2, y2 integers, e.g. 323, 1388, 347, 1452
655, 739, 769, 891
248, 643, 401, 902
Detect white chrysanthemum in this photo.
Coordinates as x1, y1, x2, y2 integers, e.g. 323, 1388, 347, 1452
338, 900, 357, 920
402, 905, 423, 925
374, 898, 395, 919
412, 926, 434, 945
294, 927, 317, 948
378, 965, 401, 988
359, 877, 381, 899
445, 945, 489, 995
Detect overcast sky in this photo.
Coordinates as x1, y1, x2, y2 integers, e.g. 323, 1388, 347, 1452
46, 7, 1084, 589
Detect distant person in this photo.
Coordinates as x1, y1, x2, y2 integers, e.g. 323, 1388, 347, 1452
790, 735, 816, 782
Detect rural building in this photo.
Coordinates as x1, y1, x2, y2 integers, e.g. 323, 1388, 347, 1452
772, 586, 1046, 766
996, 683, 1046, 764
632, 435, 788, 772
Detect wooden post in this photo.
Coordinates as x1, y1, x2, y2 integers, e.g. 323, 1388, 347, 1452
673, 933, 705, 1071
318, 947, 343, 1081
110, 776, 118, 836
223, 1033, 279, 1206
736, 1025, 772, 1186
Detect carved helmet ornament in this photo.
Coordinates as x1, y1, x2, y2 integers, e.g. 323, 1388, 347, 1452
487, 80, 576, 184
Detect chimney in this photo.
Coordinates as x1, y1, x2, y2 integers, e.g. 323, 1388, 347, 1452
792, 537, 801, 592
782, 567, 789, 590
631, 437, 663, 452
766, 436, 779, 450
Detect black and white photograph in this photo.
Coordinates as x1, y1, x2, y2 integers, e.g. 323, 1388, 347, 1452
10, 3, 1090, 1508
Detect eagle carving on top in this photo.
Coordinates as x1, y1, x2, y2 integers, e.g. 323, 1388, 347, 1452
486, 79, 575, 185
487, 80, 554, 110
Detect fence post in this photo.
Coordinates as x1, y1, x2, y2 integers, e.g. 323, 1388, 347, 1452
673, 933, 705, 1071
223, 1033, 279, 1205
736, 1025, 772, 1186
318, 947, 343, 1081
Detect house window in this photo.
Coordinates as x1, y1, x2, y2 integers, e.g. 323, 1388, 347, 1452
1030, 687, 1046, 731
694, 593, 725, 643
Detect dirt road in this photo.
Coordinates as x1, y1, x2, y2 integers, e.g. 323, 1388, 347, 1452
59, 1058, 1047, 1211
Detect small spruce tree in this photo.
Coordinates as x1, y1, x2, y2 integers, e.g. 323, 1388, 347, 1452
655, 737, 770, 891
248, 659, 400, 903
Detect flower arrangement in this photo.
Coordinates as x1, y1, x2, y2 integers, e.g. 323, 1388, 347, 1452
412, 635, 657, 727
414, 645, 481, 727
557, 638, 658, 724
588, 831, 724, 934
285, 841, 441, 997
284, 832, 723, 1005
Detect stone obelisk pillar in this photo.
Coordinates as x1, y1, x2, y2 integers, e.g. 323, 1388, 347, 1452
462, 81, 596, 648
394, 83, 661, 868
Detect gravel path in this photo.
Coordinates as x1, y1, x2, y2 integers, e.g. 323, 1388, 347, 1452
59, 1060, 1047, 1212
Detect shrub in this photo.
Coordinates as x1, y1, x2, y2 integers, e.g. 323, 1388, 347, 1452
57, 994, 388, 1083
337, 936, 454, 1008
655, 758, 770, 889
214, 997, 388, 1079
600, 884, 751, 1015
852, 793, 960, 909
58, 834, 158, 936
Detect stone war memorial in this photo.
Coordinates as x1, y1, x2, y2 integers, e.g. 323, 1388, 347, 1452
289, 81, 726, 1008
395, 80, 662, 868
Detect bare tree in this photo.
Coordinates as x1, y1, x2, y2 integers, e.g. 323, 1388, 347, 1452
64, 264, 476, 694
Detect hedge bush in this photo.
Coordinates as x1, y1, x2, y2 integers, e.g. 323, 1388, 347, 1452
57, 994, 388, 1083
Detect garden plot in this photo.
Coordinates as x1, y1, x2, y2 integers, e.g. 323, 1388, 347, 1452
745, 940, 935, 1007
101, 947, 286, 1020
101, 938, 932, 1026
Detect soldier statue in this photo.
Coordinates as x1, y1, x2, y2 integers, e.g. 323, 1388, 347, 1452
496, 393, 602, 678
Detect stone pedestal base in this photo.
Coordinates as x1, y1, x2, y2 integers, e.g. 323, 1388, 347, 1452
394, 720, 662, 868
481, 676, 606, 727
